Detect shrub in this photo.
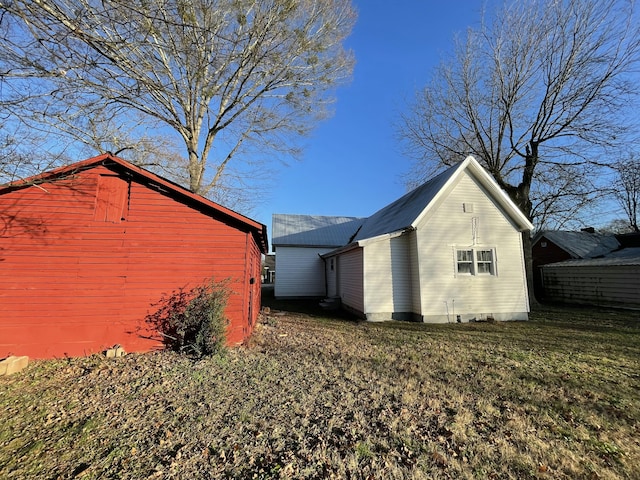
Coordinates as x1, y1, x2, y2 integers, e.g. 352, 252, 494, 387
147, 279, 230, 357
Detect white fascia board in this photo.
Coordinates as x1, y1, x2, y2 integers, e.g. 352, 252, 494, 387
321, 229, 410, 258
467, 159, 534, 231
411, 158, 468, 229
320, 242, 359, 258
272, 243, 344, 248
412, 156, 534, 232
357, 229, 409, 247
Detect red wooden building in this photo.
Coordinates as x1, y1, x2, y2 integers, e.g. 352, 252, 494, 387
531, 229, 619, 301
0, 154, 268, 359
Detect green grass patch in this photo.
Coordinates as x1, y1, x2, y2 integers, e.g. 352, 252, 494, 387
1, 300, 638, 479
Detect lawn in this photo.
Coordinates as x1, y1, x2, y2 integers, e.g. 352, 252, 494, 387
1, 296, 639, 479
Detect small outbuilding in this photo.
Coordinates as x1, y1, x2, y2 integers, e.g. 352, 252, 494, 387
531, 229, 620, 300
273, 156, 534, 322
541, 248, 640, 309
0, 154, 268, 358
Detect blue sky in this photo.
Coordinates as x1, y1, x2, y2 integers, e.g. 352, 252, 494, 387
252, 2, 490, 235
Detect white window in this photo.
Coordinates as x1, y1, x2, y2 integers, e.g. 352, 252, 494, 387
476, 249, 494, 274
457, 250, 474, 274
455, 248, 496, 276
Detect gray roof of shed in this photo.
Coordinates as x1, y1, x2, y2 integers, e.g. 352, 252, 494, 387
272, 214, 364, 247
535, 230, 620, 259
543, 247, 640, 267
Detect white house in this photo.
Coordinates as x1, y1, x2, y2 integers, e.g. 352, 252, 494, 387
271, 214, 364, 298
273, 156, 534, 322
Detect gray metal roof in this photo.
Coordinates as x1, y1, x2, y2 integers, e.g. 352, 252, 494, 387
353, 163, 460, 241
536, 230, 620, 259
273, 157, 532, 250
543, 247, 640, 267
272, 214, 365, 247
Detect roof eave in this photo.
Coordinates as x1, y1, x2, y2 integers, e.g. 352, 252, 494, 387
2, 153, 269, 253
320, 242, 361, 258
272, 243, 345, 249
409, 156, 534, 232
465, 157, 534, 232
321, 228, 413, 257
357, 228, 412, 246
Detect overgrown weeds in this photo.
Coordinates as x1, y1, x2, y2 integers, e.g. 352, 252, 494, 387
1, 303, 638, 479
145, 279, 230, 358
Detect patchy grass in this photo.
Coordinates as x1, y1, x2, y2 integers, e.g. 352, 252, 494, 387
1, 299, 639, 479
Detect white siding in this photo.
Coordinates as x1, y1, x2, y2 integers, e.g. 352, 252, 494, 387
415, 171, 529, 322
338, 248, 364, 314
408, 230, 422, 314
362, 235, 413, 320
274, 246, 333, 298
326, 256, 338, 298
542, 265, 640, 309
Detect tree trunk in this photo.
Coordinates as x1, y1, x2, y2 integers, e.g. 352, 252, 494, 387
521, 231, 539, 307
188, 149, 202, 194
501, 181, 539, 308
504, 145, 540, 308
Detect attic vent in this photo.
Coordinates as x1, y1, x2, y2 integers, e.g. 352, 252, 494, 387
463, 203, 474, 213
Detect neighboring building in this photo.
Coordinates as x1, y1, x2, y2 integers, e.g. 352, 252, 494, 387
0, 154, 268, 359
532, 229, 620, 300
262, 253, 276, 283
273, 156, 534, 322
616, 232, 640, 249
541, 248, 640, 309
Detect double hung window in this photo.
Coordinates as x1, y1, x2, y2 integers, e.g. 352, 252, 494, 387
476, 249, 494, 274
456, 250, 474, 274
456, 248, 496, 276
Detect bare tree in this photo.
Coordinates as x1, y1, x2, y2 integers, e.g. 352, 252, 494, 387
600, 218, 636, 234
0, 0, 355, 206
398, 0, 640, 301
0, 120, 72, 183
612, 156, 640, 232
401, 0, 640, 223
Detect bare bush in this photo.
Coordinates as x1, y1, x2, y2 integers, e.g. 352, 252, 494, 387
146, 279, 230, 358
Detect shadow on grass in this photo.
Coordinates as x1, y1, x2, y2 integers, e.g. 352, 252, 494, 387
261, 284, 359, 321
261, 285, 640, 341
531, 302, 640, 334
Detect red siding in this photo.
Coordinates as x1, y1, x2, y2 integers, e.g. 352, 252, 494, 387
532, 236, 574, 301
0, 161, 265, 358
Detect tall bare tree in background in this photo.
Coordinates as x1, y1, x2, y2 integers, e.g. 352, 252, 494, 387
401, 0, 640, 227
0, 0, 355, 210
398, 0, 640, 302
612, 157, 640, 232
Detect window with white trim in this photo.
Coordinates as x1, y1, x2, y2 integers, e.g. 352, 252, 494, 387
455, 248, 496, 276
476, 249, 494, 274
456, 250, 474, 274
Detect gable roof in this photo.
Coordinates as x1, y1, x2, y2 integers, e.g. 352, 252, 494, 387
272, 214, 365, 248
2, 153, 268, 253
274, 156, 533, 255
533, 230, 620, 259
353, 156, 533, 242
353, 164, 457, 242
